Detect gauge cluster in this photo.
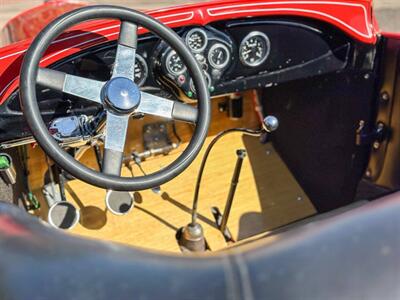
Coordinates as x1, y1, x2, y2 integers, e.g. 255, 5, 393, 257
39, 22, 345, 105
76, 26, 275, 101
0, 18, 355, 144
15, 20, 347, 110
155, 26, 277, 100
1, 18, 354, 147
157, 27, 234, 100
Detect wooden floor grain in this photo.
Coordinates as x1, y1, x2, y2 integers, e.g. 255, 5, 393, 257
28, 94, 316, 253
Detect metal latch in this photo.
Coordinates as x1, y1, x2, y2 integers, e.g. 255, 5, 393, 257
356, 121, 388, 148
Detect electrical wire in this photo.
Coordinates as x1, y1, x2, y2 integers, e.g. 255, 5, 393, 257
190, 128, 262, 225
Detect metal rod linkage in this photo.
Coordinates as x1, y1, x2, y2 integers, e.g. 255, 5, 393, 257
220, 149, 247, 235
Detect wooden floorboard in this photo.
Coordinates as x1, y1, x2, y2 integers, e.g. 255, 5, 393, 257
28, 94, 316, 253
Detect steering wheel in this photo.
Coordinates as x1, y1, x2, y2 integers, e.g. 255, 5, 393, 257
19, 5, 211, 192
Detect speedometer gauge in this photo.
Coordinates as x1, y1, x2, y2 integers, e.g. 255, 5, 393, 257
166, 50, 186, 75
134, 54, 148, 87
239, 31, 271, 67
186, 28, 208, 53
208, 43, 230, 69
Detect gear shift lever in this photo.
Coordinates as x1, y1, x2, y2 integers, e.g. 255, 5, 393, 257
178, 116, 279, 252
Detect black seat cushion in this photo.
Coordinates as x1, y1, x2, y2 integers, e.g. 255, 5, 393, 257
0, 192, 399, 300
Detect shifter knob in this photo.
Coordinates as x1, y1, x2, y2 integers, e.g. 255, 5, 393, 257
263, 115, 279, 132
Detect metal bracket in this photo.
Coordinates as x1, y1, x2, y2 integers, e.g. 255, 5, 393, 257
143, 122, 172, 151
356, 121, 388, 148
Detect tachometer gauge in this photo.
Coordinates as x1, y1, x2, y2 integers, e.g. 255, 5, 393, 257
186, 28, 208, 53
166, 50, 186, 75
134, 54, 148, 87
208, 43, 230, 69
239, 31, 271, 67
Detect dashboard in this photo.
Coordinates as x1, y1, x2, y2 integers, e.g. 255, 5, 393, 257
0, 17, 356, 145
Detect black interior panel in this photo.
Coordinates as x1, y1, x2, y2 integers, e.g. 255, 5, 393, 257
262, 65, 380, 211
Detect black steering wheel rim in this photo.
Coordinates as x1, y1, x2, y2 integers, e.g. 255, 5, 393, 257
19, 5, 211, 191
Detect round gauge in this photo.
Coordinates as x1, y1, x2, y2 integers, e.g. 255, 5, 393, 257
185, 28, 208, 53
166, 50, 186, 76
190, 72, 212, 93
208, 43, 231, 69
239, 31, 271, 67
134, 54, 148, 87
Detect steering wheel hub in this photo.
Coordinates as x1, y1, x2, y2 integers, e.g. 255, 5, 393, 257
103, 77, 141, 114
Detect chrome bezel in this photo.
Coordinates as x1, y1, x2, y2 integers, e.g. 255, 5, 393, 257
134, 53, 148, 87
239, 31, 271, 67
48, 202, 80, 230
208, 43, 231, 69
165, 50, 187, 76
185, 28, 208, 53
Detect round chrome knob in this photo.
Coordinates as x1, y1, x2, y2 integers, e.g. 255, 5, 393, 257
263, 115, 279, 132
103, 77, 141, 114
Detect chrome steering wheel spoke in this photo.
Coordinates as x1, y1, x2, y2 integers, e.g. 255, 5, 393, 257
102, 112, 130, 176
37, 68, 105, 104
112, 21, 138, 81
138, 92, 198, 124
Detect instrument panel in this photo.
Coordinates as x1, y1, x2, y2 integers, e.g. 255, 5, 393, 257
157, 27, 276, 100
0, 17, 354, 144
156, 26, 234, 100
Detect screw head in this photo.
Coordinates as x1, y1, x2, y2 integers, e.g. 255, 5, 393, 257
381, 92, 390, 103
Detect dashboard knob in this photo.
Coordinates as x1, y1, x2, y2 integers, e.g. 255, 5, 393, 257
263, 115, 279, 132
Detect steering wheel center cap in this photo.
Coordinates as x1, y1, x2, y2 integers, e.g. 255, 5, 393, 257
103, 77, 140, 114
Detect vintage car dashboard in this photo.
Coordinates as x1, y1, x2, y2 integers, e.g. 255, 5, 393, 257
0, 17, 356, 145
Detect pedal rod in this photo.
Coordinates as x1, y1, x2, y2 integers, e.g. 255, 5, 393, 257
220, 149, 247, 234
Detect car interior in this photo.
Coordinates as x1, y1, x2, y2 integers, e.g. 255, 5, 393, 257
0, 5, 391, 251
0, 3, 399, 298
